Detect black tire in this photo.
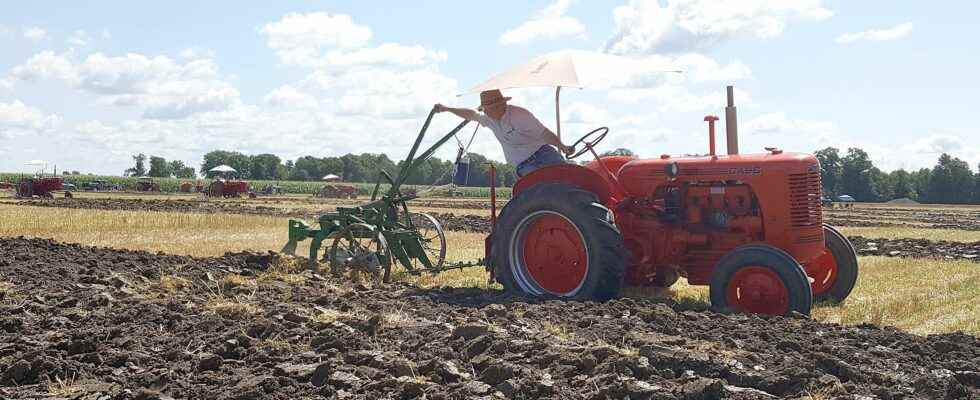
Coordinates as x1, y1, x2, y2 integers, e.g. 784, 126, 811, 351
814, 224, 859, 303
490, 183, 625, 301
709, 244, 813, 316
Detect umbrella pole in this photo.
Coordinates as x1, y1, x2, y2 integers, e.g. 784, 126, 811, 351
555, 86, 563, 159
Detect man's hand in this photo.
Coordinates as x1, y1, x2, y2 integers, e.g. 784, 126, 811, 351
434, 104, 448, 113
559, 143, 575, 157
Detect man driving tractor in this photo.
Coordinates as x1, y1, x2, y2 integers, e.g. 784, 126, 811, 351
435, 89, 575, 176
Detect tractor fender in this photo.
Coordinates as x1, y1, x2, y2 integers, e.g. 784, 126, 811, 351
513, 163, 622, 206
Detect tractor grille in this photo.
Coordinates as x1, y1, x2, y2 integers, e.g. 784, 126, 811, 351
789, 172, 822, 228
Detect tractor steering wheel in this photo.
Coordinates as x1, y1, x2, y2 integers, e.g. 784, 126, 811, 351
568, 127, 609, 160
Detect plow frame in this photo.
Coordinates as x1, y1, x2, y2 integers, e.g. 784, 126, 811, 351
283, 107, 485, 275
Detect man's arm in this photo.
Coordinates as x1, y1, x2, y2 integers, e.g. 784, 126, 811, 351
434, 104, 481, 121
541, 128, 575, 156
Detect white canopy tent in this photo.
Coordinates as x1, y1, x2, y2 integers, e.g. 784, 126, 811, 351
322, 174, 341, 182
209, 165, 237, 173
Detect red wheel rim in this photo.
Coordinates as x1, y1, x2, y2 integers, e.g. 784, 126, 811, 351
806, 248, 838, 296
726, 266, 789, 315
520, 213, 588, 295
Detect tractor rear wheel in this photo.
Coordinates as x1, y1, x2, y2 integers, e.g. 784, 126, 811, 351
710, 244, 812, 316
805, 224, 858, 303
491, 183, 625, 301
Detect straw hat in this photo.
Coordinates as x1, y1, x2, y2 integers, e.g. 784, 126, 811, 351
478, 89, 511, 111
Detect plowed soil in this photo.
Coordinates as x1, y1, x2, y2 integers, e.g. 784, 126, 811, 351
2, 237, 979, 399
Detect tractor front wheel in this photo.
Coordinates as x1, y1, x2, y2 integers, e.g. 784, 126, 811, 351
805, 224, 858, 303
710, 244, 812, 316
491, 183, 625, 301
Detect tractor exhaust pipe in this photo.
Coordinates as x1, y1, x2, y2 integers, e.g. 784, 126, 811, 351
725, 86, 739, 155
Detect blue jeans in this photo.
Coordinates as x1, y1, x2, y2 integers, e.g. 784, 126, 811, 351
516, 145, 566, 177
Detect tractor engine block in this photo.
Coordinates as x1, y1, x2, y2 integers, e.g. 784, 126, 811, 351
617, 181, 765, 286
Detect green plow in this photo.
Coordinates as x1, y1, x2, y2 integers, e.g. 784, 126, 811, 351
281, 107, 487, 282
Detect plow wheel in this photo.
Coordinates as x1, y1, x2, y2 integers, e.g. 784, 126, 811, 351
408, 213, 446, 271
492, 183, 625, 301
805, 224, 858, 303
710, 244, 812, 316
326, 223, 392, 284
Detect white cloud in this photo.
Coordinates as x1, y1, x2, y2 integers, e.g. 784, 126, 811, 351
0, 78, 12, 92
23, 27, 46, 41
743, 112, 836, 139
178, 47, 216, 60
260, 12, 446, 69
11, 51, 240, 119
836, 22, 914, 44
0, 100, 62, 139
499, 0, 586, 45
604, 0, 833, 54
11, 51, 75, 81
67, 30, 91, 46
264, 85, 318, 109
609, 85, 752, 113
908, 134, 962, 155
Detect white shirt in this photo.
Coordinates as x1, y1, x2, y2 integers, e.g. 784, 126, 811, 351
474, 105, 548, 166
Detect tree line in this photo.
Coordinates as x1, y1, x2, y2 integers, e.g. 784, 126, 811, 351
124, 147, 980, 204
816, 147, 980, 204
122, 150, 521, 187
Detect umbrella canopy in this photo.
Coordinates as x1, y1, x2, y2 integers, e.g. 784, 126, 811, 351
467, 49, 680, 93
837, 195, 856, 202
322, 174, 341, 181
209, 165, 237, 173
465, 50, 680, 144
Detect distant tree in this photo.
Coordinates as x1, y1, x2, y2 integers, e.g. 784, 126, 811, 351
71, 170, 80, 175
62, 170, 70, 175
870, 168, 893, 201
910, 168, 931, 200
839, 148, 877, 201
814, 147, 843, 197
201, 150, 250, 178
600, 148, 636, 157
889, 169, 916, 200
169, 160, 196, 179
147, 156, 172, 177
125, 153, 147, 177
974, 164, 980, 204
926, 153, 975, 204
249, 154, 282, 180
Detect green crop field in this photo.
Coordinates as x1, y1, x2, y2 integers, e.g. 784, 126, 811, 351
0, 173, 513, 198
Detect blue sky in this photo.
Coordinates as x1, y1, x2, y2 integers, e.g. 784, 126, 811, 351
1, 0, 977, 175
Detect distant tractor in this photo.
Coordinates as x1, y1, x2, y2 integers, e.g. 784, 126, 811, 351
16, 176, 71, 198
135, 177, 160, 192
0, 181, 14, 190
208, 179, 252, 198
314, 184, 358, 199
83, 180, 115, 191
259, 184, 283, 195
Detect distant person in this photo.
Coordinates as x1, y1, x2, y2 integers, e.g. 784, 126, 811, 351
435, 89, 574, 177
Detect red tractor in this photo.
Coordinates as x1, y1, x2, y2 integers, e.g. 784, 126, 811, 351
16, 176, 71, 199
488, 88, 857, 316
314, 183, 359, 199
208, 179, 253, 198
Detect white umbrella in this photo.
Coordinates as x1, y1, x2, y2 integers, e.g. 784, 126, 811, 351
209, 165, 237, 173
465, 49, 681, 142
322, 174, 341, 181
